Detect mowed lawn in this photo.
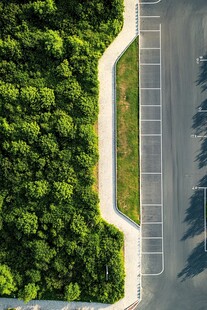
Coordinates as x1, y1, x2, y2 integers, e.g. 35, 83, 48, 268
116, 38, 139, 224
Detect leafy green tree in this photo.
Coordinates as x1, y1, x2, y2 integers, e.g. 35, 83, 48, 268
39, 87, 55, 109
0, 265, 16, 295
28, 240, 56, 270
16, 212, 38, 235
56, 59, 72, 78
55, 110, 75, 138
64, 283, 80, 301
44, 30, 63, 58
53, 181, 73, 201
18, 283, 39, 303
26, 180, 49, 199
25, 269, 41, 283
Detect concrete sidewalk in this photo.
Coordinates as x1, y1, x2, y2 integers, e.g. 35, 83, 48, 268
98, 0, 141, 308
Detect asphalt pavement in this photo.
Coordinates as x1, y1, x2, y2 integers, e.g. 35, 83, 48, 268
138, 0, 207, 309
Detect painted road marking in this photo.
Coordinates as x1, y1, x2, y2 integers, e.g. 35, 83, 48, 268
140, 63, 160, 65
139, 16, 160, 18
140, 23, 164, 276
140, 29, 160, 32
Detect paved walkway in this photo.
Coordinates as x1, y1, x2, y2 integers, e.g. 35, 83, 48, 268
0, 0, 140, 309
98, 0, 140, 308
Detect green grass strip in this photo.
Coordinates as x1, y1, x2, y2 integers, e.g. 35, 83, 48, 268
116, 37, 139, 224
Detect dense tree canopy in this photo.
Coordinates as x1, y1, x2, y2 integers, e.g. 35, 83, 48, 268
0, 0, 125, 304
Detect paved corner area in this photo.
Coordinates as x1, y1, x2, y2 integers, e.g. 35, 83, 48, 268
139, 16, 163, 275
0, 1, 140, 310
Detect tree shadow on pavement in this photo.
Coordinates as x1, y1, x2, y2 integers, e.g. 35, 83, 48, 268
196, 54, 207, 92
195, 137, 207, 169
181, 175, 207, 241
192, 99, 207, 136
177, 241, 206, 282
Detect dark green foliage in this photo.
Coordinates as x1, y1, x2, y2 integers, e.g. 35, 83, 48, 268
0, 0, 124, 305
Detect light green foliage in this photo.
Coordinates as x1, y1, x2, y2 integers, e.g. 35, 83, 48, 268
53, 181, 73, 200
56, 59, 72, 78
64, 283, 80, 301
39, 87, 55, 108
0, 37, 22, 59
44, 30, 63, 58
0, 265, 16, 295
18, 283, 39, 303
32, 0, 57, 15
16, 212, 38, 235
27, 180, 49, 199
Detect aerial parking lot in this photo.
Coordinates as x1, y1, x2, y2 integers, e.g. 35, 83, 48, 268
138, 0, 207, 309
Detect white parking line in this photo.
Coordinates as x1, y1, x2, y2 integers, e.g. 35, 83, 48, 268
140, 0, 162, 4
140, 63, 160, 65
142, 237, 163, 239
140, 23, 164, 276
142, 222, 162, 224
142, 252, 163, 254
141, 119, 161, 121
140, 29, 160, 32
142, 204, 162, 206
139, 16, 160, 18
141, 134, 161, 136
141, 88, 161, 90
140, 47, 160, 50
141, 105, 161, 107
141, 172, 162, 174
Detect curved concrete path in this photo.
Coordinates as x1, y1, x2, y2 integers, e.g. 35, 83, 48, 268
98, 0, 140, 308
0, 1, 140, 309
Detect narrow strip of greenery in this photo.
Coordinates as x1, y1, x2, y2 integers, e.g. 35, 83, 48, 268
116, 38, 139, 224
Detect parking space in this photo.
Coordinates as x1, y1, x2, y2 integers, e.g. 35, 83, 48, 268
141, 89, 160, 105
140, 65, 160, 88
140, 49, 160, 63
141, 174, 162, 204
141, 253, 163, 275
139, 32, 160, 48
141, 137, 161, 172
141, 106, 161, 120
142, 238, 162, 252
141, 120, 161, 134
142, 205, 162, 222
139, 17, 163, 275
142, 223, 162, 238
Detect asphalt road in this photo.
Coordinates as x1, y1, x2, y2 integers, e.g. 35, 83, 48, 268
138, 0, 207, 309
